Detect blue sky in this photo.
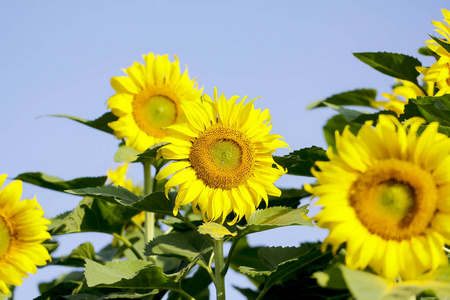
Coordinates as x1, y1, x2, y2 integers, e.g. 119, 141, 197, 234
0, 1, 448, 298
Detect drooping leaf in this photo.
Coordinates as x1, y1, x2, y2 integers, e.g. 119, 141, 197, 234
51, 242, 97, 267
49, 112, 118, 135
15, 172, 107, 193
274, 146, 328, 177
68, 186, 175, 216
237, 206, 313, 236
307, 89, 377, 109
353, 52, 421, 84
48, 197, 139, 235
145, 230, 212, 268
198, 222, 237, 240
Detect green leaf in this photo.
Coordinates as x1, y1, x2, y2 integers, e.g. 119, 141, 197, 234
323, 114, 362, 150
51, 242, 97, 267
418, 46, 439, 58
353, 52, 421, 84
49, 112, 118, 135
239, 243, 332, 298
15, 172, 107, 193
42, 239, 59, 254
99, 291, 158, 300
144, 230, 212, 268
274, 146, 328, 177
198, 222, 237, 240
238, 206, 313, 236
430, 35, 450, 54
266, 188, 311, 209
67, 185, 141, 205
48, 197, 138, 235
68, 186, 175, 216
135, 142, 169, 163
307, 89, 377, 109
339, 265, 391, 300
401, 94, 450, 127
114, 146, 140, 163
38, 271, 85, 294
85, 259, 191, 298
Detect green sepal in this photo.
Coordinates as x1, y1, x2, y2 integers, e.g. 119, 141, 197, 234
307, 88, 377, 109
49, 112, 118, 135
15, 172, 107, 193
353, 52, 422, 84
273, 146, 328, 177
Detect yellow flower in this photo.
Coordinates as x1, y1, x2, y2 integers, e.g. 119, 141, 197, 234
107, 53, 203, 153
156, 89, 288, 224
107, 164, 134, 192
372, 80, 434, 116
0, 174, 51, 294
417, 9, 450, 96
107, 164, 145, 225
306, 115, 450, 280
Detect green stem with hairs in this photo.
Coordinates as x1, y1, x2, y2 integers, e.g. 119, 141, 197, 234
112, 233, 144, 260
213, 238, 226, 300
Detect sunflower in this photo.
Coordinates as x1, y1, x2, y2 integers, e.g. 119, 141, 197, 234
0, 174, 51, 294
156, 89, 288, 224
107, 53, 202, 153
107, 164, 145, 225
306, 115, 450, 280
371, 79, 434, 116
417, 9, 450, 96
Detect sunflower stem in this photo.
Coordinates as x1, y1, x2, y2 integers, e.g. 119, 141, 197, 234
112, 233, 144, 260
213, 238, 226, 300
221, 234, 241, 277
143, 161, 155, 250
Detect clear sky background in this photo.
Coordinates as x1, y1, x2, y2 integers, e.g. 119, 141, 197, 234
0, 1, 448, 299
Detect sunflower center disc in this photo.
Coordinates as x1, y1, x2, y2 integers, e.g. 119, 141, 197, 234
190, 125, 254, 190
0, 215, 11, 257
143, 95, 177, 128
210, 139, 242, 170
132, 94, 178, 138
350, 159, 438, 241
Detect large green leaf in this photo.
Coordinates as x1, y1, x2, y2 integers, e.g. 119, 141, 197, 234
48, 197, 138, 235
144, 230, 212, 268
239, 243, 332, 299
68, 186, 175, 216
401, 94, 450, 127
307, 89, 377, 109
49, 112, 118, 135
353, 52, 421, 84
85, 259, 192, 297
15, 172, 107, 193
273, 146, 328, 177
237, 206, 313, 236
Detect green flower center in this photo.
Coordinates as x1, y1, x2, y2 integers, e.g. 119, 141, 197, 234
210, 139, 242, 170
350, 159, 437, 240
373, 181, 415, 222
143, 95, 178, 128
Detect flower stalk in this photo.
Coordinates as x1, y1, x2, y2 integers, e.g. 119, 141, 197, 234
143, 161, 155, 245
213, 238, 226, 300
